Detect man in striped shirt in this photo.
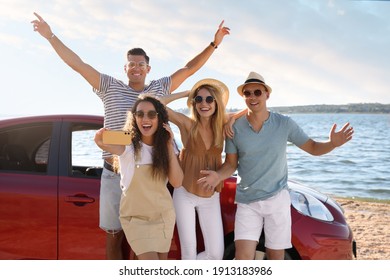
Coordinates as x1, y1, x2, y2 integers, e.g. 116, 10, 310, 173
32, 12, 230, 259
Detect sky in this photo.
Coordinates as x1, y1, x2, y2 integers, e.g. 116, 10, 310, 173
0, 0, 389, 117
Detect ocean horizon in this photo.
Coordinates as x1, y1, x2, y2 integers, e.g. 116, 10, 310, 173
1, 113, 389, 201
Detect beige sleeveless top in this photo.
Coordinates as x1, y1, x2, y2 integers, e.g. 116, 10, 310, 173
119, 165, 175, 255
120, 164, 174, 218
180, 131, 223, 198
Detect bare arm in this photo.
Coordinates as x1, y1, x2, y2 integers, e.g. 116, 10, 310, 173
158, 90, 190, 106
224, 108, 248, 138
165, 106, 192, 130
299, 122, 354, 156
94, 128, 126, 156
165, 106, 192, 147
31, 12, 100, 90
164, 123, 184, 187
170, 20, 230, 92
226, 108, 247, 122
197, 153, 238, 191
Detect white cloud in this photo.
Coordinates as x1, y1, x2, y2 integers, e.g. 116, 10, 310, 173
0, 0, 389, 116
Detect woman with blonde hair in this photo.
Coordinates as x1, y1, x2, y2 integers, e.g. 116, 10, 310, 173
161, 78, 242, 259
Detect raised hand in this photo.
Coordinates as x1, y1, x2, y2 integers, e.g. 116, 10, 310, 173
163, 123, 178, 153
213, 20, 230, 46
163, 123, 174, 141
31, 12, 54, 40
329, 122, 354, 148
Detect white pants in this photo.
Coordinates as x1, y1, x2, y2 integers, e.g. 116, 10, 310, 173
173, 186, 224, 260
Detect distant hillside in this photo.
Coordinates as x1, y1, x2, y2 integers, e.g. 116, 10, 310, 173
268, 103, 390, 114
175, 103, 390, 115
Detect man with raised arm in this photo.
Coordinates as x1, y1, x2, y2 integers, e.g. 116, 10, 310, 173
198, 71, 354, 260
31, 12, 230, 259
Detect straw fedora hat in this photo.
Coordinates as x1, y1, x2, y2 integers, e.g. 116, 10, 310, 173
187, 78, 229, 107
237, 72, 272, 96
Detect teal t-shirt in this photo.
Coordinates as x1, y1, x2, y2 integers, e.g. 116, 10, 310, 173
225, 111, 309, 203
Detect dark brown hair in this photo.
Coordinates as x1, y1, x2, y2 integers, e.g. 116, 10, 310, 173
123, 95, 170, 180
127, 48, 150, 64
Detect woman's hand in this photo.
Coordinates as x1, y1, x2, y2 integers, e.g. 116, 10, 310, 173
224, 115, 236, 139
94, 127, 107, 149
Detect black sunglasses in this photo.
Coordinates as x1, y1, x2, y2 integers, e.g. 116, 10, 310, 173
243, 89, 263, 98
134, 110, 158, 119
193, 95, 215, 104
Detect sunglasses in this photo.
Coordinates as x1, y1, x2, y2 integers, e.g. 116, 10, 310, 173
127, 61, 148, 70
134, 110, 158, 119
193, 95, 215, 104
243, 89, 264, 98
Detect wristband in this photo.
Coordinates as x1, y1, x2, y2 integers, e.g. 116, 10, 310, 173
48, 33, 55, 40
210, 42, 218, 49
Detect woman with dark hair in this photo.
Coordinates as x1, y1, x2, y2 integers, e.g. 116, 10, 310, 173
94, 95, 183, 260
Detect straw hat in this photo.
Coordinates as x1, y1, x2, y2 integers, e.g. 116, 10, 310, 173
237, 72, 272, 96
187, 78, 229, 107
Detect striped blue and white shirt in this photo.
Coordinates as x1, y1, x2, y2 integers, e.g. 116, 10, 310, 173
94, 73, 171, 158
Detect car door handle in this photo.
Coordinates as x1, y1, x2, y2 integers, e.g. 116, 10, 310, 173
66, 194, 95, 205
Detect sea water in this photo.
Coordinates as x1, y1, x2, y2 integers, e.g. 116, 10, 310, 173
286, 113, 390, 200
1, 113, 389, 201
178, 113, 390, 201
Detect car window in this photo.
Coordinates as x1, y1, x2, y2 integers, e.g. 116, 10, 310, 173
35, 139, 50, 164
0, 123, 52, 173
71, 128, 102, 177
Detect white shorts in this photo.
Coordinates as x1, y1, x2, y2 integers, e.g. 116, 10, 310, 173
99, 166, 122, 233
234, 189, 292, 250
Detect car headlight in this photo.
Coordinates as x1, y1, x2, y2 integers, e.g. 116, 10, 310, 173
290, 190, 334, 222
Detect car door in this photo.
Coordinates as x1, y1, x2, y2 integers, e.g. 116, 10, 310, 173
0, 120, 58, 259
57, 118, 106, 259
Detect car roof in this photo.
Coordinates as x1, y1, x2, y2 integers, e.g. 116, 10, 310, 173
0, 114, 104, 127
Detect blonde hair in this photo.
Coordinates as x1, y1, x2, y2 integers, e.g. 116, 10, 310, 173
188, 84, 226, 149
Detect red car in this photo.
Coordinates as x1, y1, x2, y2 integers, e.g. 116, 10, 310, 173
0, 115, 356, 260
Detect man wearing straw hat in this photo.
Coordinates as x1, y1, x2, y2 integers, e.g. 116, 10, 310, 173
199, 71, 354, 260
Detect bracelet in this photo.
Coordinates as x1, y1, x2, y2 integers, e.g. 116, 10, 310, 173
48, 33, 55, 40
210, 42, 218, 49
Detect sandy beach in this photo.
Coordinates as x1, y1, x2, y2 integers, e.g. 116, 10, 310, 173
334, 197, 390, 260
